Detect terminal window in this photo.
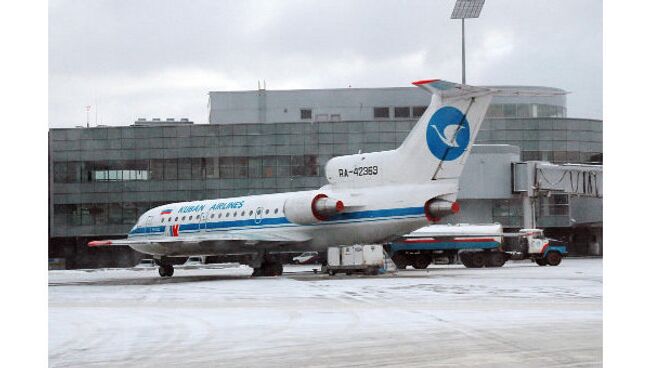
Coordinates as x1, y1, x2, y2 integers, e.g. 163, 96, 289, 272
412, 106, 427, 117
300, 109, 312, 120
373, 107, 390, 119
394, 107, 410, 118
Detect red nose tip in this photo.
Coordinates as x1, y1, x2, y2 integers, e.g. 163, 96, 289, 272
451, 202, 460, 213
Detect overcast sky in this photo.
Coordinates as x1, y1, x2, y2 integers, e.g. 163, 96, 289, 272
49, 0, 602, 127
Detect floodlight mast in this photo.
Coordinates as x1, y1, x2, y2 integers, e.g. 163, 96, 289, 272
451, 0, 485, 84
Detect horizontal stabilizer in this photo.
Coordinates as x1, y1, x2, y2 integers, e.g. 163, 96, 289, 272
412, 79, 492, 100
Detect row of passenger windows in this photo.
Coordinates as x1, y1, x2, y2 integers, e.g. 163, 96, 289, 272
160, 208, 280, 223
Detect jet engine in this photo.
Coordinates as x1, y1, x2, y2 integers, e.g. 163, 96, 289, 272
284, 193, 345, 224
424, 199, 460, 222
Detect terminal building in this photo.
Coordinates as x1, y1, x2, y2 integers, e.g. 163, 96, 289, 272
49, 85, 603, 269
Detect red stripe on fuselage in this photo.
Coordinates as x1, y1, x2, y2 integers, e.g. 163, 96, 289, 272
403, 237, 497, 244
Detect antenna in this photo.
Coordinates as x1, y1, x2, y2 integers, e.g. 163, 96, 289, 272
85, 105, 91, 128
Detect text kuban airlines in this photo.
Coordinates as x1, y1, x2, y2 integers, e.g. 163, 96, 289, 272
89, 80, 495, 277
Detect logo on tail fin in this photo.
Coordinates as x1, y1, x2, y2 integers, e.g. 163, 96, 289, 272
426, 106, 470, 161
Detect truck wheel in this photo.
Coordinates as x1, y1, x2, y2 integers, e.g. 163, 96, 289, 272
391, 253, 409, 269
535, 258, 548, 266
486, 252, 507, 268
459, 253, 474, 268
328, 270, 336, 276
468, 253, 487, 268
412, 254, 432, 269
545, 252, 562, 266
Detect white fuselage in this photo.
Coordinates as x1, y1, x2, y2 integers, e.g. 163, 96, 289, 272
127, 181, 456, 257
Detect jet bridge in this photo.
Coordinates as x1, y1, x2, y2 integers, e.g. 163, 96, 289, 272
512, 161, 602, 228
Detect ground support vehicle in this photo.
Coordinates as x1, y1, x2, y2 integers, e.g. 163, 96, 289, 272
386, 224, 567, 269
324, 244, 387, 276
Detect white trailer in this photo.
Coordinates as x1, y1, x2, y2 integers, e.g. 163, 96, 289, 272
325, 244, 385, 276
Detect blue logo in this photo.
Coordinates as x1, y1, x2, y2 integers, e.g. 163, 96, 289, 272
425, 106, 470, 161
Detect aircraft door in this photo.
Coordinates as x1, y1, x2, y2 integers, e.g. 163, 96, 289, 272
200, 212, 208, 232
254, 206, 264, 225
145, 216, 153, 234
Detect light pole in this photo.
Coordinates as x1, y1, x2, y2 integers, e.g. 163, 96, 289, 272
451, 0, 485, 84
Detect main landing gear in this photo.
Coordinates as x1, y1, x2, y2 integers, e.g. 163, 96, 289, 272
158, 264, 174, 277
252, 261, 283, 277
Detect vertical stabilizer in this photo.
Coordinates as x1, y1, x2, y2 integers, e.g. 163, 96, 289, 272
397, 79, 494, 181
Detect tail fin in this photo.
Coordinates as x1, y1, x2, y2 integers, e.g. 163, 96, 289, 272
397, 79, 494, 181
323, 79, 493, 188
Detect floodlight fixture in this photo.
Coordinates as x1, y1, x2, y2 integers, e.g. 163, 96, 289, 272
450, 0, 485, 84
451, 0, 485, 19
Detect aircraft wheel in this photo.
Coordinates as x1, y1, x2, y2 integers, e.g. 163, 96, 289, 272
535, 258, 548, 266
545, 252, 562, 266
271, 262, 283, 276
158, 264, 174, 277
412, 254, 432, 269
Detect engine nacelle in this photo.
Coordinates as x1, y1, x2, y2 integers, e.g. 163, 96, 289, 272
424, 199, 460, 222
284, 193, 345, 225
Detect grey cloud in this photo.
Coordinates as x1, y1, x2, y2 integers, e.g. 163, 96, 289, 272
49, 0, 602, 126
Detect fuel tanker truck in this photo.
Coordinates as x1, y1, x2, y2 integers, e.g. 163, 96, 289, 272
386, 224, 567, 269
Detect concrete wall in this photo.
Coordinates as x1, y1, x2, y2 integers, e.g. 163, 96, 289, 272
209, 86, 568, 125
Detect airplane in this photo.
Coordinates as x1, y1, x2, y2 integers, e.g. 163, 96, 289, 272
88, 79, 495, 277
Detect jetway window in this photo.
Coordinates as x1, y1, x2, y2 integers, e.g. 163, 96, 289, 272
539, 194, 569, 216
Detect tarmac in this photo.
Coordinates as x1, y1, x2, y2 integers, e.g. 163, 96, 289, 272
49, 258, 602, 367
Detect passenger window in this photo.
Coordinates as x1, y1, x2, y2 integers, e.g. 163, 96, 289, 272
218, 213, 222, 218
249, 210, 253, 216
233, 212, 237, 217
211, 214, 215, 219
274, 208, 278, 214
241, 210, 245, 216
168, 217, 171, 222
189, 216, 193, 220
161, 218, 164, 223
265, 209, 269, 215
175, 217, 178, 221
182, 216, 186, 220
225, 213, 230, 218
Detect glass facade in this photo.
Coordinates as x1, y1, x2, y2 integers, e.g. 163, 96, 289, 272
476, 118, 602, 164
49, 115, 602, 238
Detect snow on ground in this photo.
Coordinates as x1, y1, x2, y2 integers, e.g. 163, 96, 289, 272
49, 259, 602, 368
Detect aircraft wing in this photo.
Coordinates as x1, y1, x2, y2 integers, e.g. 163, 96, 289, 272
88, 231, 312, 247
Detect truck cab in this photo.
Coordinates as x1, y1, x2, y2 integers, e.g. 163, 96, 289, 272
519, 228, 567, 266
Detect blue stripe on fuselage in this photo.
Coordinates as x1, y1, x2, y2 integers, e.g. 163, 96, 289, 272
128, 206, 424, 236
